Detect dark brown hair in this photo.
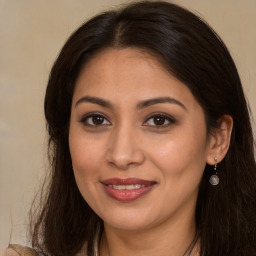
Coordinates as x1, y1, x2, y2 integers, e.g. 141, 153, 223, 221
31, 1, 256, 255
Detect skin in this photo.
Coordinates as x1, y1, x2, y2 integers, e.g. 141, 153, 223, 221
69, 48, 232, 256
1, 249, 19, 256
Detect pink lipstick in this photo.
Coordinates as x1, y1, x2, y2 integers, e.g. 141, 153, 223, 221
101, 178, 156, 202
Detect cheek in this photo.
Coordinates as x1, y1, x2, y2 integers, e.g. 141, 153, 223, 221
69, 133, 104, 206
69, 130, 104, 182
147, 127, 208, 181
149, 137, 207, 212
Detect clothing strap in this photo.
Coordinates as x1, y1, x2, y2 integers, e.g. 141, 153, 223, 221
8, 245, 37, 256
183, 232, 200, 256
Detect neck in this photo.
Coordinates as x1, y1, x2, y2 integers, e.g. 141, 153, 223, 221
100, 211, 196, 256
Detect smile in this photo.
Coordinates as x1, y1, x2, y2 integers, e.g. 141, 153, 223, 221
101, 178, 156, 202
107, 184, 146, 190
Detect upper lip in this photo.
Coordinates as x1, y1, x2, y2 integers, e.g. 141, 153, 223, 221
101, 178, 156, 186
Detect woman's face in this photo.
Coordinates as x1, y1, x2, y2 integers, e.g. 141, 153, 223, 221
69, 48, 213, 231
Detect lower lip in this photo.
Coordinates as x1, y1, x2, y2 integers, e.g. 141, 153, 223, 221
103, 185, 155, 202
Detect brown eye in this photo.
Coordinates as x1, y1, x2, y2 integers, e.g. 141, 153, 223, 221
81, 114, 111, 126
143, 114, 176, 128
153, 116, 166, 125
92, 116, 104, 125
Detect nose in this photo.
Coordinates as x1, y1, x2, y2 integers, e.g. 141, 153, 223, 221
106, 125, 145, 170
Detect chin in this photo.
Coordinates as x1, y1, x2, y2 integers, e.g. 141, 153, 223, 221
104, 218, 153, 231
98, 207, 164, 232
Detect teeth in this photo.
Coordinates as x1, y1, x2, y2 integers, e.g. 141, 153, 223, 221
110, 184, 146, 190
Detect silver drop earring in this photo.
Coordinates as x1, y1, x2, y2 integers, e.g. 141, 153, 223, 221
209, 156, 219, 185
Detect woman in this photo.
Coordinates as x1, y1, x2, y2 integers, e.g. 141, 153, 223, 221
5, 1, 256, 255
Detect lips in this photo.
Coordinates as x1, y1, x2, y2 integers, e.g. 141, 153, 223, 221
101, 178, 156, 202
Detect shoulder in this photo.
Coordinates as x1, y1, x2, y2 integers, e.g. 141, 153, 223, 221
0, 248, 18, 256
0, 245, 37, 256
1, 244, 88, 256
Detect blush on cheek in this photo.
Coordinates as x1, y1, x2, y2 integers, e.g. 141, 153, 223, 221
151, 140, 206, 183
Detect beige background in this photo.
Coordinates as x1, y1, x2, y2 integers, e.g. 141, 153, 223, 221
0, 0, 255, 248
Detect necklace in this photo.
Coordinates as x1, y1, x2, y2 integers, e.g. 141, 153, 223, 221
96, 231, 199, 256
183, 231, 199, 256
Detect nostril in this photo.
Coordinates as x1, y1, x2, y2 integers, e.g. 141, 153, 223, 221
107, 150, 145, 170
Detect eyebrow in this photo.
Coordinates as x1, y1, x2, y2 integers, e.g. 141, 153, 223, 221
136, 97, 187, 111
75, 96, 113, 108
75, 96, 187, 111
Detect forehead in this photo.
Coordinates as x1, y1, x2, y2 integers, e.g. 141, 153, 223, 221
73, 47, 198, 110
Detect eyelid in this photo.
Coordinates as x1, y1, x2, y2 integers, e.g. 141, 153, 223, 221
80, 112, 111, 126
143, 113, 176, 127
79, 112, 175, 128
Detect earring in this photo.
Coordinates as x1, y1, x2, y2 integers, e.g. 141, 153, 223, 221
209, 156, 219, 185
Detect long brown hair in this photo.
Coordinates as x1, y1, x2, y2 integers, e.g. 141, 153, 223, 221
30, 1, 256, 255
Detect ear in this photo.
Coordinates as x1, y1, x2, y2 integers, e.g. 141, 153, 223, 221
206, 115, 233, 165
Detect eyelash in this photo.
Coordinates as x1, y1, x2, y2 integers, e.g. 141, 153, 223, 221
143, 113, 176, 128
80, 113, 111, 127
80, 113, 176, 128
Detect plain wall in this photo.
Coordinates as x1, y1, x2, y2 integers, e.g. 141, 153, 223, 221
0, 0, 255, 247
